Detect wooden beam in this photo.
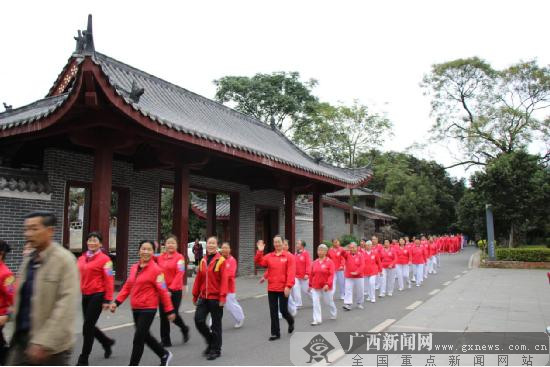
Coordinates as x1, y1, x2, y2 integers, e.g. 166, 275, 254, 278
173, 165, 190, 286
313, 188, 323, 260
89, 146, 113, 252
206, 192, 217, 237
230, 192, 240, 267
285, 190, 296, 253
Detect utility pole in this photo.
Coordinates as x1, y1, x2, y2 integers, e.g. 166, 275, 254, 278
485, 204, 496, 260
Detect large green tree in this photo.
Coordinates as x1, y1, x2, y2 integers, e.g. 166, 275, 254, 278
213, 72, 319, 134
422, 58, 550, 168
457, 150, 550, 246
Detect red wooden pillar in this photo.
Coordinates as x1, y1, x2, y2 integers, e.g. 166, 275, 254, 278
285, 190, 296, 253
173, 165, 190, 255
313, 189, 323, 260
206, 192, 217, 237
230, 192, 240, 264
90, 146, 113, 252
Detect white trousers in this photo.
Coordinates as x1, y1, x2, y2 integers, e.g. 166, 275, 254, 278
363, 275, 377, 301
333, 270, 345, 299
424, 259, 429, 278
344, 278, 364, 306
414, 264, 424, 285
395, 264, 411, 289
380, 268, 396, 295
292, 278, 311, 307
311, 288, 337, 323
287, 290, 297, 315
226, 293, 244, 323
436, 254, 441, 268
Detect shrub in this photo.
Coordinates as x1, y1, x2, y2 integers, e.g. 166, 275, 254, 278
340, 234, 359, 247
322, 240, 333, 248
495, 247, 550, 262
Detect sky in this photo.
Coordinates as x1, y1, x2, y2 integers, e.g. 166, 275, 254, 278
1, 0, 549, 181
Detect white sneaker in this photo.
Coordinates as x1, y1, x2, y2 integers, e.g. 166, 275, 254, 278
398, 288, 403, 291
388, 293, 393, 297
234, 319, 244, 328
343, 304, 351, 311
311, 321, 320, 326
370, 299, 376, 303
290, 310, 297, 317
379, 293, 385, 297
357, 304, 364, 310
330, 315, 337, 320
408, 283, 412, 289
416, 284, 421, 287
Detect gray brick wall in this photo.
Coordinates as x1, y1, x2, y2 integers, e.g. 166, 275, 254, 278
0, 148, 284, 276
296, 217, 313, 248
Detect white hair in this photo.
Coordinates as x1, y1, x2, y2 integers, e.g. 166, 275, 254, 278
318, 244, 328, 250
366, 240, 372, 245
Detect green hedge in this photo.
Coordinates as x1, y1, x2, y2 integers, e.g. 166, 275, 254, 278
495, 248, 550, 262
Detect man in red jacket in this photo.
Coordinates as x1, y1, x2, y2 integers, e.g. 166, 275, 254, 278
327, 239, 345, 300
292, 240, 311, 309
221, 242, 244, 329
192, 236, 229, 361
255, 235, 295, 341
341, 242, 364, 311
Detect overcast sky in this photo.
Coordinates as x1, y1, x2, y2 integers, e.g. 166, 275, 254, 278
1, 0, 549, 180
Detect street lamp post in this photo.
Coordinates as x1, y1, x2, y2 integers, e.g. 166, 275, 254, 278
485, 204, 496, 260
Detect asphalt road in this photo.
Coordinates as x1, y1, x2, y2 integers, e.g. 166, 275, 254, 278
76, 247, 476, 366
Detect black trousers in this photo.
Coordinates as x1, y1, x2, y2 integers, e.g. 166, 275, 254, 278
159, 290, 188, 344
268, 291, 294, 337
0, 325, 6, 365
80, 292, 112, 357
130, 310, 166, 366
194, 298, 223, 353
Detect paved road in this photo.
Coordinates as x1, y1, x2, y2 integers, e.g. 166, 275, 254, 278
76, 247, 476, 366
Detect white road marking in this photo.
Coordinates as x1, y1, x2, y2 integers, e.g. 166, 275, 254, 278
454, 275, 461, 279
100, 322, 134, 331
254, 293, 267, 298
405, 301, 423, 310
429, 289, 440, 296
184, 309, 196, 314
369, 318, 396, 332
442, 281, 452, 286
462, 270, 468, 274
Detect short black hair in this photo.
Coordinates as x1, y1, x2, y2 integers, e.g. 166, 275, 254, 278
0, 240, 11, 254
25, 211, 57, 227
139, 240, 154, 249
86, 231, 103, 243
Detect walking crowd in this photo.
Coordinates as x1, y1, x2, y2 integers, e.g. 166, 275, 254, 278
0, 210, 464, 366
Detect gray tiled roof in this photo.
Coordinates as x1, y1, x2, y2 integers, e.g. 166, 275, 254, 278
0, 52, 371, 186
0, 167, 51, 194
0, 93, 69, 131
190, 193, 230, 218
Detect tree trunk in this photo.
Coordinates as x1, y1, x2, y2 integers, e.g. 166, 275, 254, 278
508, 223, 514, 248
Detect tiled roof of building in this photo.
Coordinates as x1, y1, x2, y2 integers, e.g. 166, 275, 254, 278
0, 167, 51, 194
190, 193, 230, 219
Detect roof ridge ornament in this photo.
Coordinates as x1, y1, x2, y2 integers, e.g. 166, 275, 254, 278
74, 14, 95, 55
129, 81, 145, 103
2, 103, 12, 112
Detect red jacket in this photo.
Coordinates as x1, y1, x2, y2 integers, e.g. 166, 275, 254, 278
156, 252, 186, 291
379, 248, 397, 269
77, 251, 114, 302
362, 250, 381, 276
411, 245, 427, 264
255, 250, 295, 292
395, 246, 412, 265
116, 260, 174, 312
224, 255, 238, 294
428, 242, 438, 257
327, 246, 345, 271
295, 249, 312, 279
309, 258, 335, 290
192, 252, 229, 303
341, 250, 364, 278
0, 262, 14, 316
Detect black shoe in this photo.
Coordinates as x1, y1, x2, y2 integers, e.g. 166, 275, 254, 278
182, 326, 190, 343
104, 338, 115, 359
206, 351, 221, 361
202, 345, 211, 356
269, 335, 281, 341
160, 351, 173, 366
288, 322, 295, 334
161, 341, 172, 347
76, 355, 88, 366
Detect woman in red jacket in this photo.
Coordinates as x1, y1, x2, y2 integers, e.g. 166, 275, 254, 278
110, 240, 175, 366
292, 239, 312, 309
362, 240, 381, 303
76, 232, 115, 366
308, 244, 336, 325
379, 240, 397, 297
0, 240, 14, 365
156, 234, 190, 347
340, 242, 364, 311
221, 242, 244, 328
255, 235, 295, 341
192, 236, 229, 361
411, 239, 426, 287
395, 238, 412, 291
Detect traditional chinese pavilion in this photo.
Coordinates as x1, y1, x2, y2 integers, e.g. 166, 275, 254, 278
0, 15, 371, 279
